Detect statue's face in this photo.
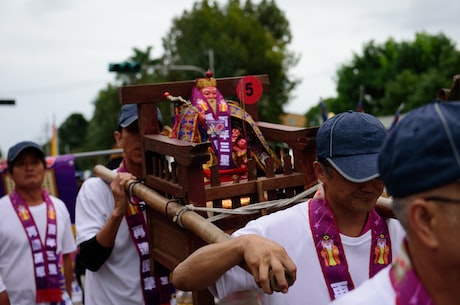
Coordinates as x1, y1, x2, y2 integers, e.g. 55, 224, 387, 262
232, 128, 241, 141
201, 86, 217, 101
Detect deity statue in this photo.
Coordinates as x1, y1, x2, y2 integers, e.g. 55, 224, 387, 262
170, 70, 280, 180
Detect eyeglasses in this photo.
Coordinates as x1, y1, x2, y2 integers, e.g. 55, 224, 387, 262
424, 196, 460, 205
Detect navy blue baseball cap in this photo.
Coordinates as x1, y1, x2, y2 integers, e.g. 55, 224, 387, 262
7, 141, 45, 166
317, 111, 387, 183
118, 104, 139, 128
379, 101, 460, 198
118, 104, 163, 128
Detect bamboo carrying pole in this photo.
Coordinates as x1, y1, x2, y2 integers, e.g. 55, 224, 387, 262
93, 164, 231, 244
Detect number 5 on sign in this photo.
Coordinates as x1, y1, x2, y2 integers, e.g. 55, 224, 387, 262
236, 75, 263, 105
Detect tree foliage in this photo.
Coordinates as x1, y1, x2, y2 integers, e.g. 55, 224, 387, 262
84, 83, 120, 151
74, 47, 167, 160
162, 0, 299, 122
306, 32, 460, 125
58, 113, 88, 153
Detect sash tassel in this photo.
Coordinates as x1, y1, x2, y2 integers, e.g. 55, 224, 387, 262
36, 288, 63, 303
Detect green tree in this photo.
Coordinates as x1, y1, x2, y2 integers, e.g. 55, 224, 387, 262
83, 83, 121, 152
161, 0, 299, 123
305, 97, 335, 127
58, 113, 88, 153
83, 46, 169, 155
306, 32, 460, 124
55, 45, 168, 172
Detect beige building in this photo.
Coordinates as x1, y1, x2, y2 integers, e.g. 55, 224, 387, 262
280, 113, 306, 127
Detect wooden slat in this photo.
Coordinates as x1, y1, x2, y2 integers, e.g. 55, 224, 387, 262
143, 134, 210, 166
119, 74, 270, 104
205, 173, 305, 201
144, 175, 183, 195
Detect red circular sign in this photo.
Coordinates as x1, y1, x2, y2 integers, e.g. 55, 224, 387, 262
236, 76, 263, 105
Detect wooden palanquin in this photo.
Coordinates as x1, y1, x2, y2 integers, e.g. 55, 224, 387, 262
118, 75, 318, 304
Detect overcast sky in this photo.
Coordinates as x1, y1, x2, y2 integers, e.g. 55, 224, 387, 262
1, 0, 459, 156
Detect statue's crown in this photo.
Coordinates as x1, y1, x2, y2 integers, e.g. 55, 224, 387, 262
195, 69, 217, 89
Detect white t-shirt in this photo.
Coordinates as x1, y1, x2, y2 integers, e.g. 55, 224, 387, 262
0, 272, 5, 293
211, 201, 405, 305
0, 194, 76, 305
75, 176, 146, 305
328, 265, 396, 305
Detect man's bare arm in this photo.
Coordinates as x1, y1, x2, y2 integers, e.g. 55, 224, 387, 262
171, 234, 296, 294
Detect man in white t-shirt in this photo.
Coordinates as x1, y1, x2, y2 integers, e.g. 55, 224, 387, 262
330, 101, 460, 305
172, 111, 406, 305
75, 104, 174, 305
0, 141, 76, 305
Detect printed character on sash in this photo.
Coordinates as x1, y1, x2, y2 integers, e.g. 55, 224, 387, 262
320, 234, 341, 267
374, 233, 390, 265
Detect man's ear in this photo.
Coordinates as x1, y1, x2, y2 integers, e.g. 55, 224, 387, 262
313, 161, 326, 183
408, 199, 439, 249
114, 130, 122, 147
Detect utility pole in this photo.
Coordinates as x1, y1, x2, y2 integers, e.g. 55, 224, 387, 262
207, 49, 215, 74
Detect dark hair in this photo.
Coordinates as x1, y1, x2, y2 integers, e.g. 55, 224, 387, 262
317, 158, 332, 178
8, 148, 46, 174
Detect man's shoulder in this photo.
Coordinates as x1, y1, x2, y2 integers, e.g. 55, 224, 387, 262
0, 194, 9, 204
240, 201, 309, 232
47, 195, 72, 217
386, 217, 405, 235
80, 176, 111, 191
0, 195, 13, 215
76, 176, 113, 208
264, 201, 309, 219
48, 194, 66, 205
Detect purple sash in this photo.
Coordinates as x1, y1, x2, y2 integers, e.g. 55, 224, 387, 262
309, 198, 392, 300
118, 163, 173, 304
10, 189, 63, 303
390, 240, 433, 305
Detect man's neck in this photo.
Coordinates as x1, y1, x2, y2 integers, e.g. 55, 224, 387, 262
15, 187, 44, 206
328, 199, 370, 237
335, 212, 369, 237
